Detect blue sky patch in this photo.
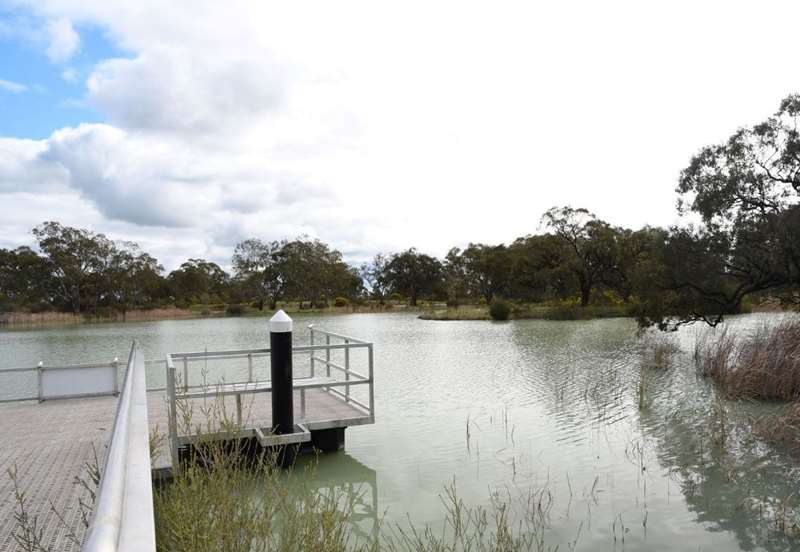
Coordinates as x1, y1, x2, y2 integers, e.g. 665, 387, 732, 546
0, 9, 126, 139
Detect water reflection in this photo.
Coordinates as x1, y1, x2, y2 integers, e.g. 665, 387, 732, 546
289, 452, 379, 543
639, 370, 800, 552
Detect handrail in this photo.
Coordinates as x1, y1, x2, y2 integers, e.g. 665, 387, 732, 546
308, 324, 369, 344
309, 356, 369, 380
0, 360, 118, 374
1, 358, 122, 403
83, 341, 155, 552
170, 343, 369, 361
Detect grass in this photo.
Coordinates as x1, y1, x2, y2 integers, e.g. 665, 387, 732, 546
155, 440, 371, 552
695, 317, 800, 400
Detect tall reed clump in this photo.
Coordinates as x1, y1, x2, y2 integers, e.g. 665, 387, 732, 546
154, 439, 370, 552
696, 317, 800, 400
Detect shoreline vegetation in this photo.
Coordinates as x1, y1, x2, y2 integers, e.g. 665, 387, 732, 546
2, 298, 785, 329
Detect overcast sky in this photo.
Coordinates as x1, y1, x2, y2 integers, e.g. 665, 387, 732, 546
1, 1, 799, 271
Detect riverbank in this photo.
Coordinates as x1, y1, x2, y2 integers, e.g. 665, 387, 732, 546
418, 303, 634, 321
0, 307, 199, 328
0, 302, 419, 329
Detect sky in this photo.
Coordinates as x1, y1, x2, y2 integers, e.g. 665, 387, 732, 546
1, 1, 799, 271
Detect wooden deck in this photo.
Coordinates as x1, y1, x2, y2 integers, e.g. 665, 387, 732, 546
0, 388, 368, 552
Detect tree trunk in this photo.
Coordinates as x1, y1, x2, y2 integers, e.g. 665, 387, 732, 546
580, 284, 591, 307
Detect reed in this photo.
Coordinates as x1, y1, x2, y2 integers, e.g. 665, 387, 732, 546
696, 317, 800, 400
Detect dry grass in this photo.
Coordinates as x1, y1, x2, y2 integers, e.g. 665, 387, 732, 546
0, 307, 197, 328
695, 317, 800, 400
753, 403, 800, 451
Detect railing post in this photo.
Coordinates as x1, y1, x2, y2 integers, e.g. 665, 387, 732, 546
112, 357, 119, 396
247, 353, 253, 383
309, 327, 315, 378
182, 357, 188, 392
345, 339, 350, 402
166, 356, 179, 474
325, 334, 331, 377
368, 344, 374, 418
270, 310, 294, 434
37, 361, 43, 402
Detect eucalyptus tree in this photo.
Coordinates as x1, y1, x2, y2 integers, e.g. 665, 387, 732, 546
232, 239, 286, 309
507, 234, 575, 302
638, 94, 800, 329
167, 258, 230, 304
32, 221, 117, 313
443, 247, 469, 303
279, 237, 360, 305
106, 244, 165, 315
0, 246, 52, 310
541, 207, 619, 306
459, 243, 512, 303
383, 248, 443, 306
359, 253, 390, 304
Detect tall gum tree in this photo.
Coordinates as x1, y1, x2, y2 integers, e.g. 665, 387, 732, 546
638, 94, 800, 329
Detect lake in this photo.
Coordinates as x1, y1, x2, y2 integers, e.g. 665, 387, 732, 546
1, 312, 798, 551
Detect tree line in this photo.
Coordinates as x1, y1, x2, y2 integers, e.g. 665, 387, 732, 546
2, 95, 799, 328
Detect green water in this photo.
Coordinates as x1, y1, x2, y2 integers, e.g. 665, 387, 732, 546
2, 312, 799, 550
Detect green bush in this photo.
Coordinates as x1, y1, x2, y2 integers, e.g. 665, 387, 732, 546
225, 304, 245, 316
489, 298, 511, 321
389, 292, 404, 302
478, 297, 487, 306
333, 296, 349, 307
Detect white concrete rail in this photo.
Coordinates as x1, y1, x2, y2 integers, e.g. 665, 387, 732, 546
82, 341, 155, 552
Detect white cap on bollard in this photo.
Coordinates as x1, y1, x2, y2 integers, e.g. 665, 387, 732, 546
269, 309, 293, 333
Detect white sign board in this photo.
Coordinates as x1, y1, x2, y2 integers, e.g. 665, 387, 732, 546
41, 366, 117, 399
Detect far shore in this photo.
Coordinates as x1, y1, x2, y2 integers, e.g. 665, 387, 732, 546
1, 300, 783, 330
0, 302, 419, 329
418, 303, 633, 321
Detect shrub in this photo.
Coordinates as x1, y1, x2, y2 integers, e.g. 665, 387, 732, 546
225, 304, 245, 316
389, 292, 404, 302
478, 297, 487, 306
333, 296, 349, 307
446, 297, 459, 308
489, 298, 511, 321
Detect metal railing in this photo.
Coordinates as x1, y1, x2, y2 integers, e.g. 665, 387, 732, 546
0, 358, 121, 403
83, 341, 156, 552
164, 326, 375, 471
308, 324, 375, 417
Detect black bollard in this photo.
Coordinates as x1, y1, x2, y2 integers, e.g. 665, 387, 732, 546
269, 310, 294, 434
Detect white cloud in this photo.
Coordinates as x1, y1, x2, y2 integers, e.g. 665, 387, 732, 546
1, 0, 800, 270
0, 78, 27, 93
60, 67, 78, 82
45, 18, 79, 63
